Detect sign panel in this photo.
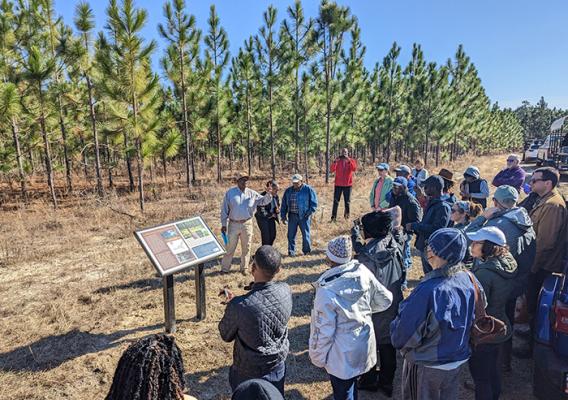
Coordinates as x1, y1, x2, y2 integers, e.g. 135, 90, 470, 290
135, 216, 225, 276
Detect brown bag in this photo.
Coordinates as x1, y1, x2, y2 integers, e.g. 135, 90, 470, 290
466, 271, 507, 346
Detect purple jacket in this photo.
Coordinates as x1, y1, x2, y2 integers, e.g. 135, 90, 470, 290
492, 166, 526, 191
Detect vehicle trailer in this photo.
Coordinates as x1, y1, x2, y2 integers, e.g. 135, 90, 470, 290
537, 115, 568, 174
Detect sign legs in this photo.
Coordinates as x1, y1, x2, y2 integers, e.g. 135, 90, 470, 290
195, 263, 206, 321
163, 274, 176, 333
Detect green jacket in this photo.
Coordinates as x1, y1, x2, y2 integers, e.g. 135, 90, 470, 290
472, 253, 518, 343
369, 176, 393, 209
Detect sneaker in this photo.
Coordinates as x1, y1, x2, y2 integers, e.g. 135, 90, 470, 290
330, 218, 337, 223
288, 252, 296, 257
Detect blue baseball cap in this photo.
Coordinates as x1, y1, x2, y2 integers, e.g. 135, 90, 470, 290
375, 163, 390, 171
393, 177, 408, 188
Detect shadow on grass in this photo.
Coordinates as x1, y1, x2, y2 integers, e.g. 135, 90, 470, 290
0, 323, 163, 372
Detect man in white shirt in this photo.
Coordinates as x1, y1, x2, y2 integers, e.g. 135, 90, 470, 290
221, 172, 273, 274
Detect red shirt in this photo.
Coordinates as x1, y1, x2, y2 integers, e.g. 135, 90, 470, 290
331, 157, 357, 187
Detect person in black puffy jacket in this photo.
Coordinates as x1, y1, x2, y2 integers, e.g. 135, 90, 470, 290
218, 246, 292, 395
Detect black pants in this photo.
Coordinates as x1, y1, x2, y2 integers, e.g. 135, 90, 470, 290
502, 297, 516, 368
256, 216, 277, 246
358, 343, 397, 388
469, 343, 502, 400
332, 186, 352, 220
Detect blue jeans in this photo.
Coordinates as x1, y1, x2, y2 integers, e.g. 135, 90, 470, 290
287, 213, 311, 255
401, 233, 413, 287
329, 374, 358, 400
229, 361, 286, 396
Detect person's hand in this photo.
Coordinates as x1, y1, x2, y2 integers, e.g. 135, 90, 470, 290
482, 207, 500, 219
221, 226, 227, 234
282, 219, 287, 225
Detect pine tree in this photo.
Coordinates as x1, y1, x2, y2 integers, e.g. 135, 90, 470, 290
255, 5, 285, 179
22, 45, 58, 208
74, 1, 103, 196
159, 0, 201, 187
312, 0, 353, 183
204, 5, 229, 182
282, 0, 314, 171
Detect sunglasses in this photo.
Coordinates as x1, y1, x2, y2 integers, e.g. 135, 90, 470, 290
506, 159, 516, 162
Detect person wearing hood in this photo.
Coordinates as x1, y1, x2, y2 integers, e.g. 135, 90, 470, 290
466, 227, 518, 400
389, 177, 422, 288
406, 175, 452, 274
351, 211, 405, 397
370, 163, 394, 210
492, 154, 526, 193
390, 228, 477, 400
460, 166, 490, 208
309, 236, 393, 400
464, 185, 536, 369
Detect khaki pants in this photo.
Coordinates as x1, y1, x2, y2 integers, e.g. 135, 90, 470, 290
221, 219, 254, 272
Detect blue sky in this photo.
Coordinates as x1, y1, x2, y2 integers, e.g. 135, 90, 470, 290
54, 0, 568, 110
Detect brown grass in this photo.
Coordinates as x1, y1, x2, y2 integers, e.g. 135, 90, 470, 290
0, 155, 550, 400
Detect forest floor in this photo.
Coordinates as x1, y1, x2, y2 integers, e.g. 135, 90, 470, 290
0, 154, 564, 400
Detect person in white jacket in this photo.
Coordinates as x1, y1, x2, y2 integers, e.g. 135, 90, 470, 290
309, 235, 393, 400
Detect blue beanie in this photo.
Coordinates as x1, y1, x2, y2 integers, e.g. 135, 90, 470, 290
427, 228, 467, 265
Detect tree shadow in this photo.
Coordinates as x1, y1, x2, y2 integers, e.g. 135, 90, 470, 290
94, 273, 195, 294
185, 365, 231, 399
290, 287, 315, 318
285, 323, 328, 385
283, 271, 322, 286
0, 323, 163, 372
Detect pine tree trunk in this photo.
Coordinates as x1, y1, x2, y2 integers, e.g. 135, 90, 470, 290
85, 72, 103, 197
124, 130, 135, 191
269, 84, 276, 180
179, 46, 195, 187
11, 118, 27, 202
38, 84, 57, 209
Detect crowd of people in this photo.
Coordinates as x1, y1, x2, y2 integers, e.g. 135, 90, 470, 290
104, 151, 567, 400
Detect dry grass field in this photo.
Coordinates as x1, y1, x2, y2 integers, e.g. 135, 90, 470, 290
0, 155, 560, 400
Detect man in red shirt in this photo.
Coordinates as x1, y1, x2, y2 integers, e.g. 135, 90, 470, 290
330, 148, 357, 222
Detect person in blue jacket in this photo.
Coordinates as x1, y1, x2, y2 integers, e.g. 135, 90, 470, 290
390, 228, 478, 400
281, 174, 318, 256
406, 175, 452, 274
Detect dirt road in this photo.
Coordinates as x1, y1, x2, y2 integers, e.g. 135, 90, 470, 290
0, 155, 556, 399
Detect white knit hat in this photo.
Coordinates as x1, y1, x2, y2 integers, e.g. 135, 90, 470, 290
326, 236, 352, 265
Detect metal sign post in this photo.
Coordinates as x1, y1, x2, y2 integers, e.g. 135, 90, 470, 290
195, 263, 206, 321
163, 274, 176, 333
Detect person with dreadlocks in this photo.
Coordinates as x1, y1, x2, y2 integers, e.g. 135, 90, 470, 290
105, 334, 197, 400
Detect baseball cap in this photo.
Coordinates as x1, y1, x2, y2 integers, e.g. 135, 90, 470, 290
375, 163, 390, 171
393, 177, 408, 188
291, 174, 303, 183
394, 165, 411, 174
494, 185, 519, 207
466, 226, 507, 247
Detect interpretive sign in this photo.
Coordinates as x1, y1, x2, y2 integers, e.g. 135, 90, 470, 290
135, 216, 225, 276
134, 216, 225, 333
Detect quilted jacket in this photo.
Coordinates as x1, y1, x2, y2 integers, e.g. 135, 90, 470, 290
219, 281, 292, 376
